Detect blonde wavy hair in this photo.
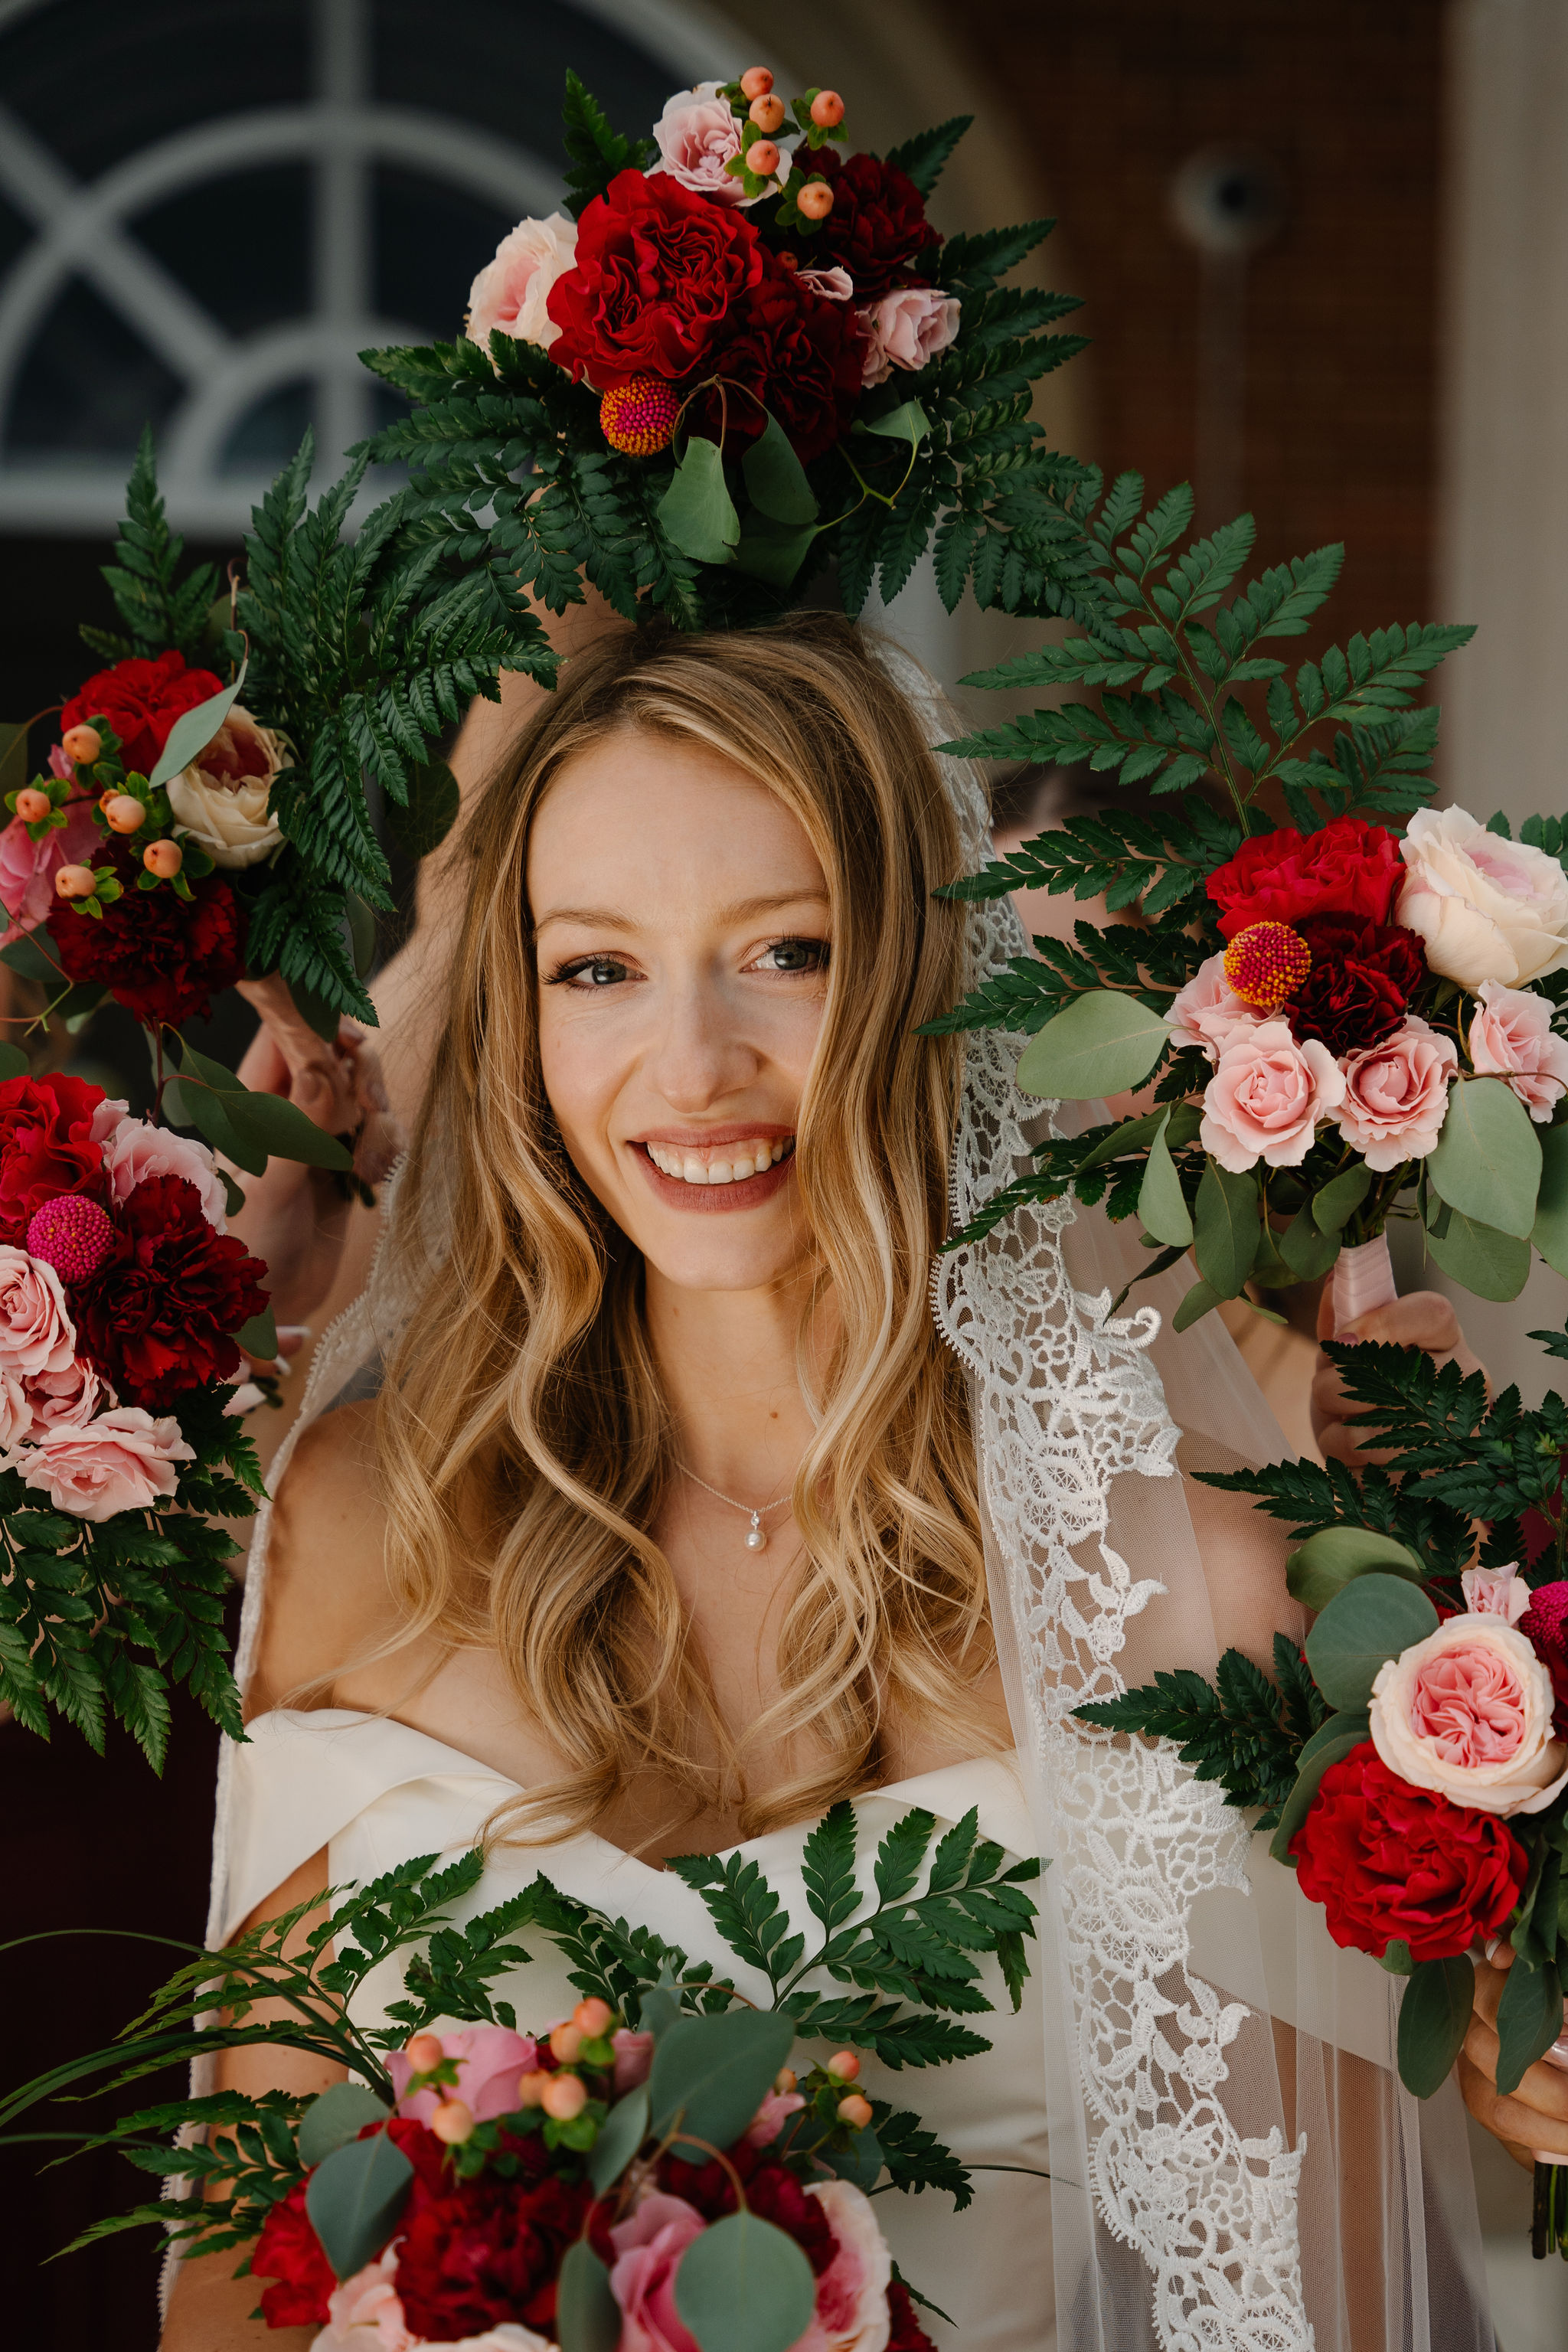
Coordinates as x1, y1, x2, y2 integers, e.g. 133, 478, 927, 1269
375, 613, 996, 1846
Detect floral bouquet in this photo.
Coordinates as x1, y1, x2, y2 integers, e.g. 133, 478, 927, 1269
1, 1799, 1037, 2344
0, 1067, 270, 1760
930, 472, 1568, 1333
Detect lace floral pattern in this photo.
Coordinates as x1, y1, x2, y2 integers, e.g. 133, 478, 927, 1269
904, 651, 1311, 2352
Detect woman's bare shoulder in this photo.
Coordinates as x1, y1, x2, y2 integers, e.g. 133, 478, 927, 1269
248, 1400, 394, 1718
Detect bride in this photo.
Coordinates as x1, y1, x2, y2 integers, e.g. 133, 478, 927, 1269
168, 612, 1498, 2350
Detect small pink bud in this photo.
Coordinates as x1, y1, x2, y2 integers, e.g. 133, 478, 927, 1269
61, 726, 101, 766
142, 838, 182, 878
573, 1998, 615, 2039
515, 2069, 549, 2108
796, 181, 834, 222
405, 2032, 445, 2074
739, 67, 774, 100
810, 90, 845, 128
836, 2092, 874, 2130
541, 2071, 588, 2122
104, 795, 146, 834
825, 2050, 861, 2082
15, 788, 50, 823
430, 2099, 475, 2144
54, 864, 96, 900
747, 139, 780, 178
550, 2020, 584, 2064
749, 93, 786, 134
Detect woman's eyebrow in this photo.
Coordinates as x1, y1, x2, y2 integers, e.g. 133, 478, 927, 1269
533, 888, 829, 933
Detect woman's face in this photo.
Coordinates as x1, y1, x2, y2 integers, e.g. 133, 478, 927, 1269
529, 728, 831, 1295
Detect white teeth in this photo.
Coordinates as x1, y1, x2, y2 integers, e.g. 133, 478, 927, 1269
645, 1138, 791, 1184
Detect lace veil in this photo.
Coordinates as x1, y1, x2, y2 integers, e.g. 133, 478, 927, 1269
210, 645, 1494, 2352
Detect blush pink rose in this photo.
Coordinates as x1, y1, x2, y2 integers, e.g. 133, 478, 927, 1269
612, 2026, 655, 2092
0, 1244, 76, 1377
1200, 1019, 1345, 1171
1467, 980, 1568, 1121
386, 2024, 544, 2125
797, 265, 854, 302
466, 214, 577, 357
792, 2180, 895, 2352
24, 1351, 111, 1436
1334, 1017, 1458, 1170
648, 82, 791, 205
609, 2192, 707, 2352
1166, 952, 1259, 1065
857, 287, 960, 387
320, 2248, 555, 2351
101, 1115, 227, 1231
1370, 1614, 1568, 1816
1462, 1562, 1530, 1624
18, 1405, 193, 1521
89, 1095, 129, 1146
0, 798, 99, 946
0, 1366, 30, 1449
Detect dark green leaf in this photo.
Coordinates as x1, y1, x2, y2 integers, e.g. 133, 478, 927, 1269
741, 415, 818, 526
648, 2011, 795, 2158
1495, 1957, 1564, 2099
236, 1308, 278, 1361
658, 439, 740, 566
1424, 1205, 1531, 1302
557, 2239, 622, 2352
1268, 1711, 1371, 1864
304, 2129, 414, 2279
588, 2083, 648, 2194
1193, 1158, 1259, 1298
296, 2082, 391, 2167
1285, 1527, 1426, 1612
1312, 1165, 1372, 1235
1396, 1955, 1475, 2098
1014, 990, 1168, 1099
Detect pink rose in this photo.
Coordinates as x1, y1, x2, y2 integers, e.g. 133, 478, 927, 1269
0, 1367, 29, 1449
1468, 980, 1568, 1121
745, 2086, 806, 2148
1398, 805, 1568, 987
797, 265, 854, 302
24, 1352, 111, 1436
1200, 1019, 1345, 1171
18, 1404, 193, 1521
857, 286, 960, 387
1370, 1614, 1568, 1816
385, 2024, 543, 2125
648, 82, 790, 206
89, 1096, 129, 1146
466, 214, 577, 357
792, 2180, 894, 2352
0, 1244, 76, 1378
612, 2026, 655, 2092
0, 798, 99, 946
1462, 1562, 1530, 1624
101, 1115, 227, 1231
320, 2249, 556, 2351
1166, 952, 1259, 1065
609, 2192, 707, 2352
1334, 1017, 1457, 1171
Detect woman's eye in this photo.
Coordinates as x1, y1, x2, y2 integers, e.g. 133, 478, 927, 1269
554, 956, 632, 989
755, 938, 830, 975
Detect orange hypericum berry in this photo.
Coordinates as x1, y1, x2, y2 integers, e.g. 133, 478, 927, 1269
774, 2067, 798, 2094
515, 2069, 549, 2107
1222, 920, 1312, 1014
747, 138, 780, 177
104, 794, 146, 833
810, 90, 845, 128
573, 1997, 615, 2038
740, 67, 774, 100
405, 2031, 445, 2073
825, 2050, 861, 2082
430, 2099, 475, 2145
61, 725, 102, 765
836, 2092, 874, 2129
14, 788, 50, 823
749, 93, 786, 133
54, 864, 96, 900
541, 2071, 589, 2122
550, 2020, 585, 2064
599, 376, 681, 457
142, 838, 183, 878
795, 180, 834, 221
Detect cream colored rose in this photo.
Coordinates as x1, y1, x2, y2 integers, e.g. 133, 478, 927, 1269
165, 705, 289, 867
1369, 1613, 1568, 1816
1396, 805, 1568, 987
466, 214, 577, 354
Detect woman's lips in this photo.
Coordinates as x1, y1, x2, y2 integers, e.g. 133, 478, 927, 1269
631, 1137, 797, 1214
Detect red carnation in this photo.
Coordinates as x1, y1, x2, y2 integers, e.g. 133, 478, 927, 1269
0, 1072, 109, 1247
50, 846, 246, 1027
1286, 915, 1426, 1057
547, 168, 765, 391
1207, 817, 1403, 942
1521, 1581, 1568, 1734
251, 2179, 335, 2331
689, 252, 868, 462
60, 649, 222, 779
1289, 1741, 1526, 1962
798, 149, 940, 300
887, 2275, 940, 2352
394, 2168, 591, 2341
74, 1172, 268, 1410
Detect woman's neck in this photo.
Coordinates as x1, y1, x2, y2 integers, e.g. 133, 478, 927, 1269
643, 1261, 832, 1506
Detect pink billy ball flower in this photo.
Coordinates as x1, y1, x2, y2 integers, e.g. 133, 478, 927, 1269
1221, 920, 1312, 1014
25, 1194, 114, 1284
599, 376, 681, 456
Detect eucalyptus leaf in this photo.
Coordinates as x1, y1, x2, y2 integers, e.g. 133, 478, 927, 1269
1428, 1076, 1542, 1239
304, 2129, 413, 2280
1138, 1109, 1194, 1247
223, 1084, 354, 1173
296, 2082, 392, 2167
236, 1306, 279, 1362
0, 1041, 27, 1082
674, 2210, 817, 2352
1534, 1122, 1568, 1279
1279, 1202, 1341, 1281
1076, 1104, 1168, 1176
1312, 1164, 1372, 1235
1173, 1276, 1221, 1331
588, 2083, 649, 2194
1304, 1573, 1439, 1713
1285, 1527, 1426, 1612
638, 1985, 682, 2039
1378, 1939, 1415, 1978
741, 414, 818, 525
1014, 991, 1168, 1101
858, 400, 932, 446
1269, 1710, 1371, 1864
648, 2009, 795, 2157
733, 515, 818, 589
557, 2240, 622, 2352
147, 666, 248, 792
657, 437, 740, 566
819, 2124, 883, 2191
1494, 1955, 1564, 2098
1193, 1158, 1259, 1298
1423, 1204, 1530, 1301
1396, 1957, 1475, 2100
0, 932, 58, 984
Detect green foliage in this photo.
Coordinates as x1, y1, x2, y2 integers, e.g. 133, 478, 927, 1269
97, 426, 220, 664
562, 69, 656, 218
1075, 1632, 1328, 1830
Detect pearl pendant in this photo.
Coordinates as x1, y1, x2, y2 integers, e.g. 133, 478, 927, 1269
746, 1517, 768, 1552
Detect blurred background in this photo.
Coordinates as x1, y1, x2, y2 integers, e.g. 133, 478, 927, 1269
0, 0, 1562, 2340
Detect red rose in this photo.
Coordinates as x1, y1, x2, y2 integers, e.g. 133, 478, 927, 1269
689, 253, 868, 462
251, 2180, 335, 2330
1289, 1741, 1526, 1961
74, 1171, 268, 1410
547, 168, 765, 390
0, 1072, 110, 1247
394, 2168, 592, 2341
1286, 916, 1426, 1057
887, 2275, 940, 2352
1207, 817, 1403, 942
60, 649, 223, 779
50, 845, 246, 1027
798, 149, 940, 300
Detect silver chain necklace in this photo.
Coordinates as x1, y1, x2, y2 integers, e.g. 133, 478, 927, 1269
677, 1461, 792, 1553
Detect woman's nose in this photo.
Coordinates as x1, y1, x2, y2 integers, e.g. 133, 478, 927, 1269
646, 976, 756, 1109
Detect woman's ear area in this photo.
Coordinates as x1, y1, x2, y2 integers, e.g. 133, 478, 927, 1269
247, 1399, 387, 1720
